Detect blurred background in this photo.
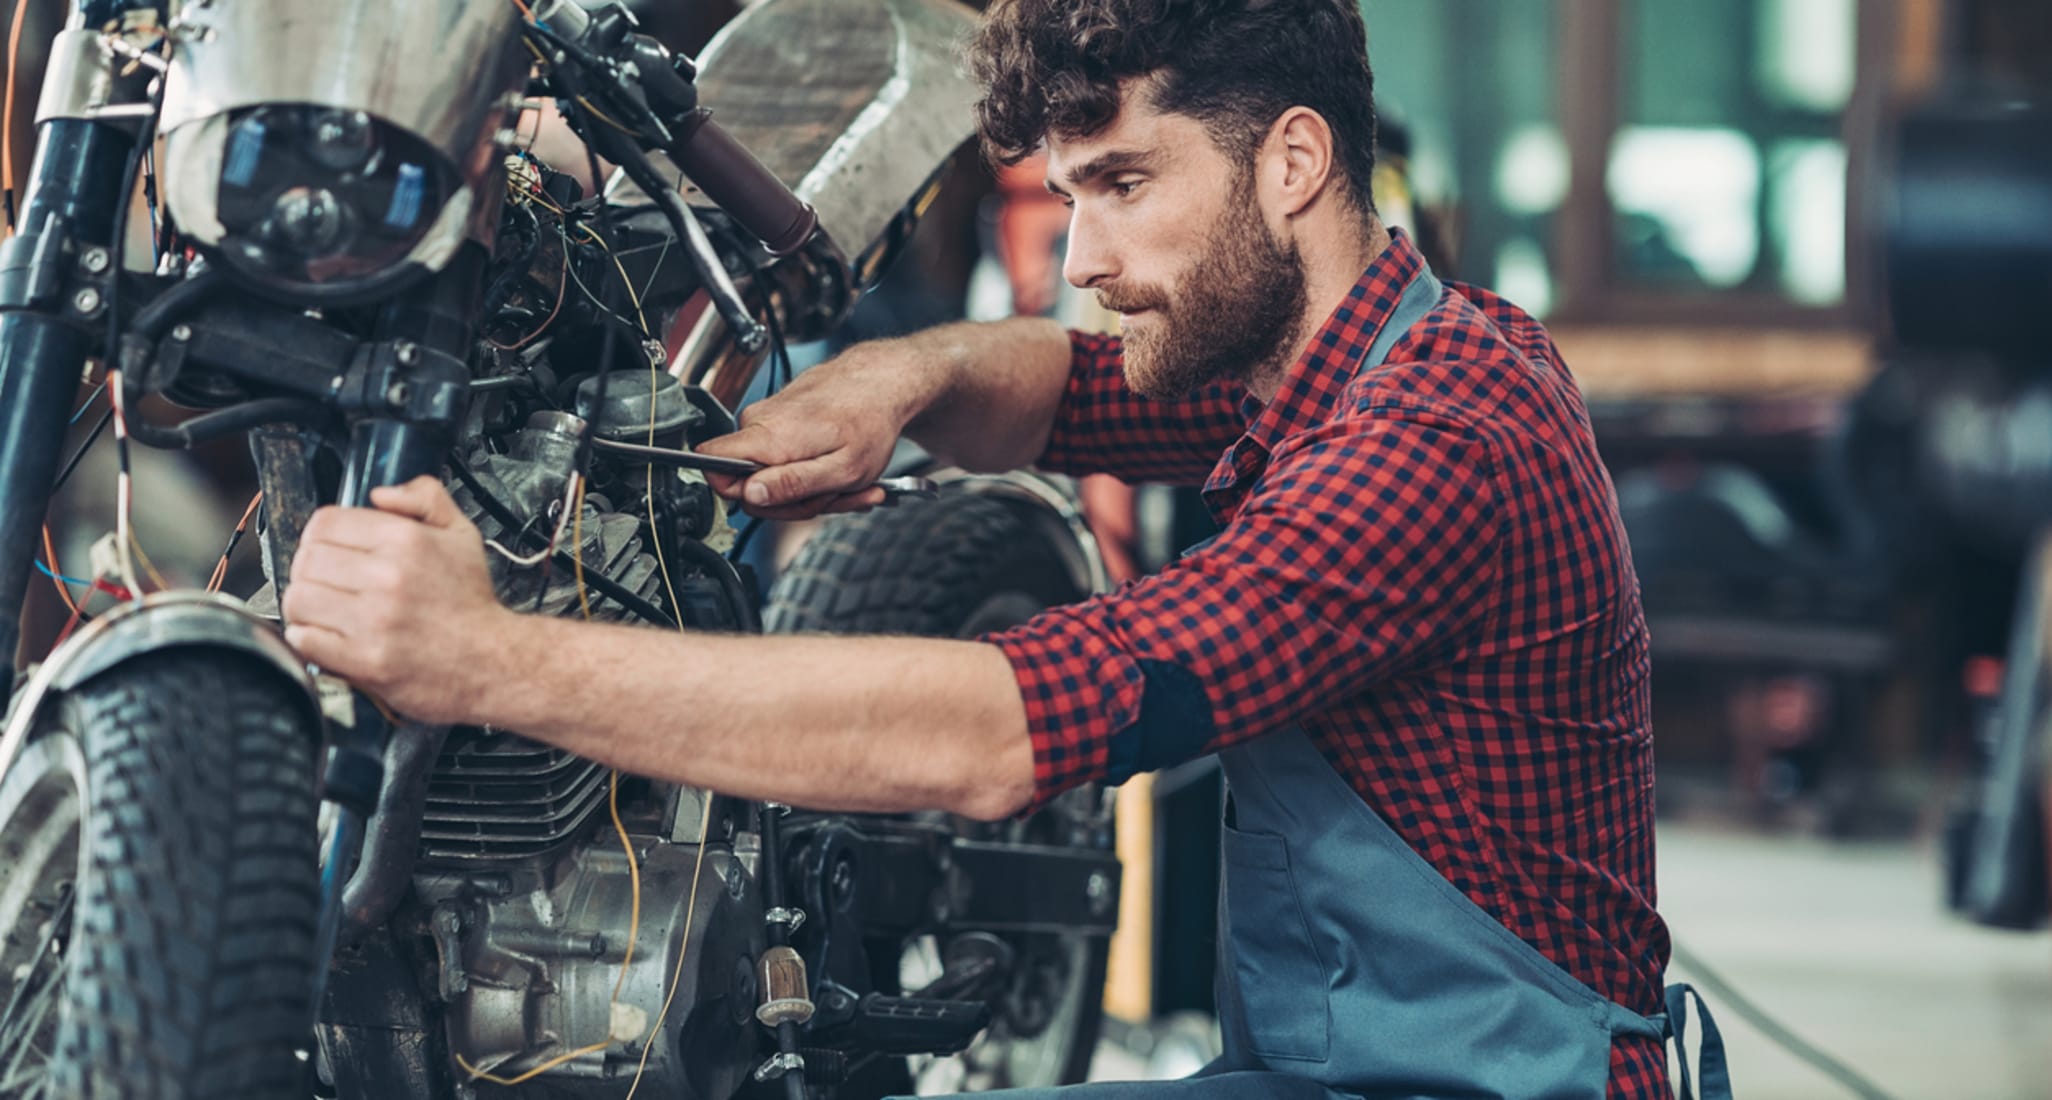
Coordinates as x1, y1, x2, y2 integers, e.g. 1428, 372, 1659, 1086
5, 1, 2050, 1097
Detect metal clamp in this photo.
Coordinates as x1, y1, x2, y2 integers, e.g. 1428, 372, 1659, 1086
752, 1051, 805, 1082
34, 29, 155, 128
763, 906, 805, 933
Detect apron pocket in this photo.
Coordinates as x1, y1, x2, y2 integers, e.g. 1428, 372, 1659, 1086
1218, 824, 1332, 1063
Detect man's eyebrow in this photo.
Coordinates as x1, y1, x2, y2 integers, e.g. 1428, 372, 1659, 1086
1046, 149, 1160, 194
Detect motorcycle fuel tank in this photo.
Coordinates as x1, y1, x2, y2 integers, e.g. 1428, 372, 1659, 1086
614, 0, 981, 276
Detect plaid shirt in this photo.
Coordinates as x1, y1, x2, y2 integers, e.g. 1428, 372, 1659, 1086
985, 233, 1670, 1098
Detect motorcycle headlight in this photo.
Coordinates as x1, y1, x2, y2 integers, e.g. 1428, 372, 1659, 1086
193, 105, 465, 300
157, 0, 526, 305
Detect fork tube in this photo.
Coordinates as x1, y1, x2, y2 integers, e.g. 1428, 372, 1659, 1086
0, 0, 160, 701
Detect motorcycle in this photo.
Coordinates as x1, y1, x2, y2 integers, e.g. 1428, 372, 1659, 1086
0, 0, 1121, 1096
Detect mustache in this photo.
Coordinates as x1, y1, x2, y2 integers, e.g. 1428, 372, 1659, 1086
1096, 284, 1168, 314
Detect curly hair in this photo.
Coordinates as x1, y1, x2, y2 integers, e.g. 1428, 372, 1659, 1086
969, 0, 1379, 214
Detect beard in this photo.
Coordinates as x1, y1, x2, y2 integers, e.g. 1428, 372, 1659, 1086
1097, 180, 1310, 399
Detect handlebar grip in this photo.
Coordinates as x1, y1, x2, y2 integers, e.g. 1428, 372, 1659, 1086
673, 115, 819, 257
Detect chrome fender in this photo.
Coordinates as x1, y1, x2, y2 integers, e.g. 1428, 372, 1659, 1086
0, 591, 320, 780
934, 468, 1113, 598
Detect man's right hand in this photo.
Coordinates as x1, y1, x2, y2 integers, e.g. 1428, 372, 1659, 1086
697, 316, 1076, 520
696, 341, 923, 520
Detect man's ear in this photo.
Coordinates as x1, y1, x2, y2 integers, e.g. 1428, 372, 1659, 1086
1262, 107, 1339, 219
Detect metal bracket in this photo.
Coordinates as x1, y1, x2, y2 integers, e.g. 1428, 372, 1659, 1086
763, 906, 805, 933
34, 29, 156, 129
0, 592, 321, 789
752, 1051, 805, 1082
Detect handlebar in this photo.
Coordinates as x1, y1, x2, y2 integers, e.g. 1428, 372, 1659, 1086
671, 114, 818, 257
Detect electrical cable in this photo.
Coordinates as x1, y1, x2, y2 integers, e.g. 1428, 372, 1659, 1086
39, 525, 80, 614
100, 46, 165, 602
104, 370, 146, 599
1670, 939, 1904, 1100
70, 383, 104, 425
456, 769, 642, 1086
445, 457, 674, 628
1, 0, 28, 234
52, 408, 111, 495
622, 791, 713, 1100
205, 492, 263, 593
571, 477, 595, 622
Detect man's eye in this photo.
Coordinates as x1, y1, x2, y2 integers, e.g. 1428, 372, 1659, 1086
1113, 180, 1142, 198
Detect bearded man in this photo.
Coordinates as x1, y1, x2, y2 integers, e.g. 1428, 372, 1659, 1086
285, 1, 1724, 1096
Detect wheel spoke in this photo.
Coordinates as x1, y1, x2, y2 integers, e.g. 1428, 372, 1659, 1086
0, 887, 73, 1094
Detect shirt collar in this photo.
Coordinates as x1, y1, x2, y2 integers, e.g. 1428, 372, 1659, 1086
1236, 228, 1427, 455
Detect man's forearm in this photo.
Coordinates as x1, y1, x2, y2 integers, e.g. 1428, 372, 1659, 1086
473, 612, 1038, 820
885, 316, 1075, 472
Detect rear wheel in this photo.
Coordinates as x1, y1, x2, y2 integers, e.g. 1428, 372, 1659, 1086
0, 650, 321, 1100
766, 492, 1112, 1093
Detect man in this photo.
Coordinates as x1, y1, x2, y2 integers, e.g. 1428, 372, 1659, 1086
285, 1, 1714, 1096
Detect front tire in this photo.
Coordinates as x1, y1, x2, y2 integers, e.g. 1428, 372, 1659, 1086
0, 649, 321, 1100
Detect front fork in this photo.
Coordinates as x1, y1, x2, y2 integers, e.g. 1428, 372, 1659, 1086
0, 0, 160, 703
307, 251, 483, 1013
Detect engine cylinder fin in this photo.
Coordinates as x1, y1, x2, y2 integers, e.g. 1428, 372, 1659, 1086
415, 727, 614, 864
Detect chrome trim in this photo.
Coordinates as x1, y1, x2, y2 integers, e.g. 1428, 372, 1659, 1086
157, 0, 527, 266
0, 592, 319, 784
935, 469, 1112, 596
32, 29, 136, 127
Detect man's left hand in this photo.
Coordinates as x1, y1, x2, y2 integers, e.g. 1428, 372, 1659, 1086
282, 476, 510, 725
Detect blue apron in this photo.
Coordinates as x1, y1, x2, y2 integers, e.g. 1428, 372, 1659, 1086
913, 266, 1729, 1100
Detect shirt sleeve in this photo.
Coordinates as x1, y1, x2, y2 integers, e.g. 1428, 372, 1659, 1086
1036, 330, 1249, 486
988, 413, 1503, 809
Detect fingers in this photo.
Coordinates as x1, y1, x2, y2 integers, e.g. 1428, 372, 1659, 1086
281, 620, 350, 669
734, 486, 888, 522
734, 451, 872, 509
287, 540, 389, 595
369, 476, 470, 531
301, 507, 422, 556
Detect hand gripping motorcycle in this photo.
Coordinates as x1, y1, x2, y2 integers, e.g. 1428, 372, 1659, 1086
0, 1, 1120, 1096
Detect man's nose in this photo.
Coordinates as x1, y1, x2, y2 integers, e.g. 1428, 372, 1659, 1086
1061, 209, 1116, 290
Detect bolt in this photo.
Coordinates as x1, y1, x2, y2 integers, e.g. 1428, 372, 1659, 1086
169, 324, 193, 343
70, 288, 101, 315
1087, 870, 1113, 916
394, 342, 421, 366
830, 855, 856, 909
79, 247, 110, 274
385, 381, 414, 408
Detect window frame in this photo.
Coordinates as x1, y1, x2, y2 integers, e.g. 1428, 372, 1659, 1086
1546, 0, 1898, 329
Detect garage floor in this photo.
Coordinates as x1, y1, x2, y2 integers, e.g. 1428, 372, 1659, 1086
1085, 822, 2052, 1100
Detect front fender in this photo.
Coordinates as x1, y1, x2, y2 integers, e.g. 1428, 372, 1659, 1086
932, 468, 1113, 598
0, 591, 321, 778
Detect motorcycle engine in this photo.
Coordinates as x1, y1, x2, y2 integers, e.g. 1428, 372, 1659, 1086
398, 376, 765, 1094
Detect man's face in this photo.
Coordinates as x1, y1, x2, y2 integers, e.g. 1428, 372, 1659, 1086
1045, 91, 1309, 398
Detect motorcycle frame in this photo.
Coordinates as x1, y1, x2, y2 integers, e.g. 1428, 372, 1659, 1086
0, 3, 1126, 1092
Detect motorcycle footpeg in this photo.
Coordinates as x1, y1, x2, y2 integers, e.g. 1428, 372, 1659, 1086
811, 992, 992, 1056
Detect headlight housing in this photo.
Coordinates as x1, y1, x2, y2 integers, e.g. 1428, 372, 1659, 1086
158, 0, 527, 305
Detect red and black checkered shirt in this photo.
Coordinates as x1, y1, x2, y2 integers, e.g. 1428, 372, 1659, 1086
985, 232, 1671, 1098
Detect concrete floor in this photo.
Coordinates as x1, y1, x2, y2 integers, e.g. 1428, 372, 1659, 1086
1658, 824, 2052, 1100
1087, 822, 2052, 1099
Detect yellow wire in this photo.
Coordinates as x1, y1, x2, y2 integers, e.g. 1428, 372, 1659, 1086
607, 771, 643, 1002
578, 225, 650, 335
127, 531, 169, 591
456, 769, 643, 1085
622, 793, 714, 1099
572, 477, 595, 622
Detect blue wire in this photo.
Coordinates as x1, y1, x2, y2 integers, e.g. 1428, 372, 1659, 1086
69, 384, 104, 424
33, 558, 91, 589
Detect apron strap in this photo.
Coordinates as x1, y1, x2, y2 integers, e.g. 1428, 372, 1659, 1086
1665, 983, 1733, 1100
